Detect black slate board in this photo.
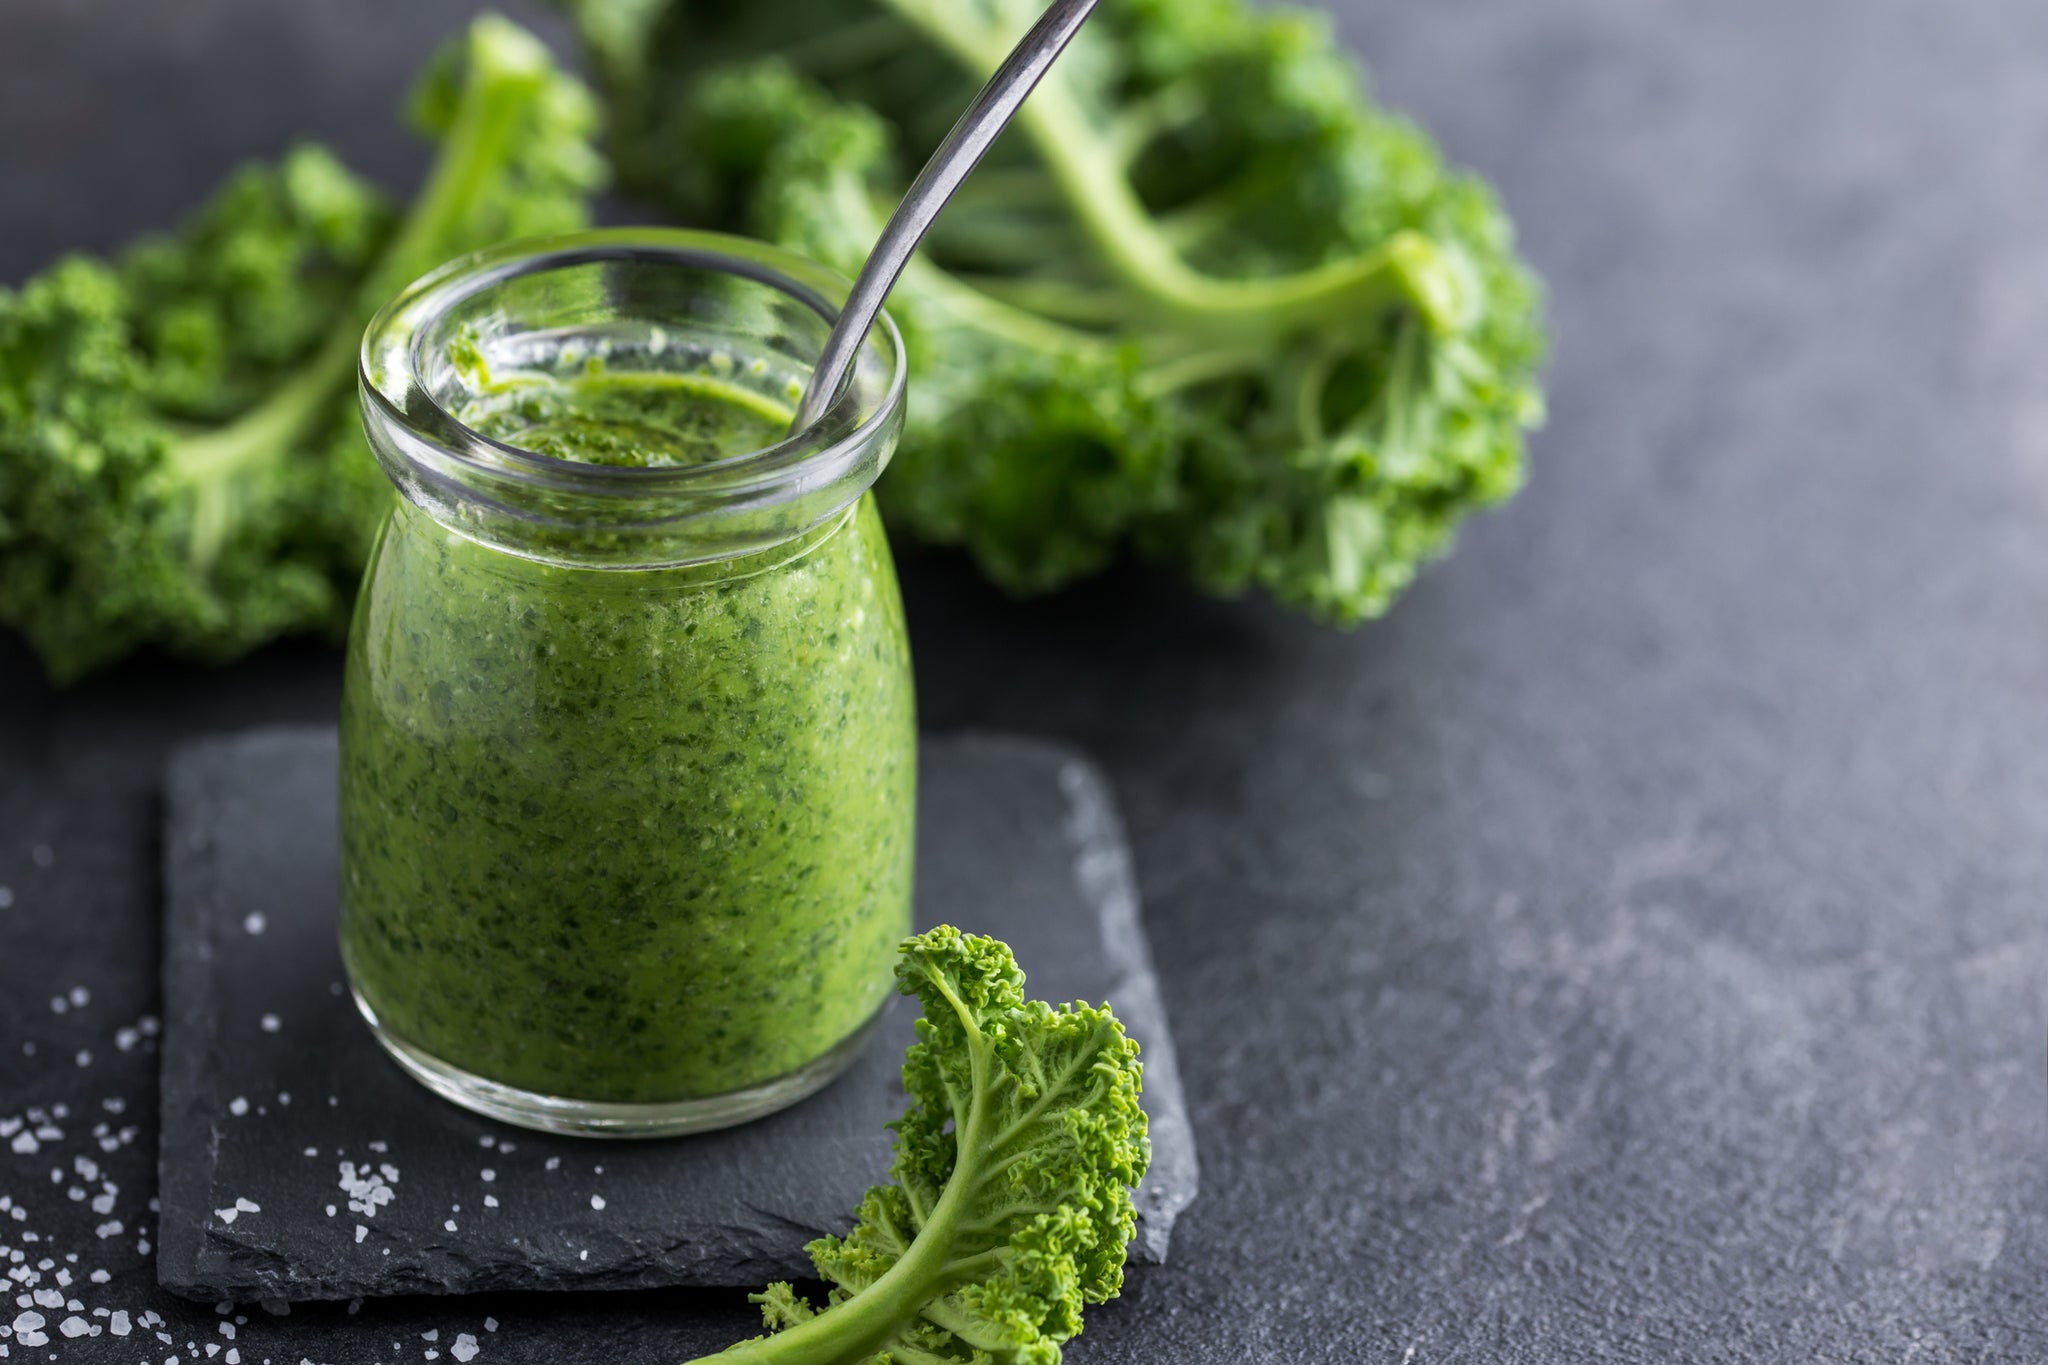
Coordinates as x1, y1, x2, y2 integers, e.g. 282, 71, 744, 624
156, 727, 1195, 1303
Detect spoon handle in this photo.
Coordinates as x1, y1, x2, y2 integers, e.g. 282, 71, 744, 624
790, 0, 1103, 433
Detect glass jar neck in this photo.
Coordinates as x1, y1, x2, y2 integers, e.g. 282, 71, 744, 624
358, 230, 905, 571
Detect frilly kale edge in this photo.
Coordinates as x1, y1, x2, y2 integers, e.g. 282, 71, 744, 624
0, 14, 603, 681
570, 0, 1547, 626
687, 925, 1149, 1365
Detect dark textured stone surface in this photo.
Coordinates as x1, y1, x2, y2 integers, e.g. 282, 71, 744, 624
155, 728, 1194, 1301
5, 0, 2048, 1359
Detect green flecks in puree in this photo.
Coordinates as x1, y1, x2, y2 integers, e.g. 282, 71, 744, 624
339, 372, 914, 1103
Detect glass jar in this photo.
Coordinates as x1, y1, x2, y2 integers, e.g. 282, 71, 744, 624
343, 229, 914, 1137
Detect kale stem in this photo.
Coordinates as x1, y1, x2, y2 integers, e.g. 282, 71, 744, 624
937, 165, 1057, 210
1108, 82, 1205, 167
1293, 344, 1340, 448
1134, 343, 1273, 396
948, 274, 1133, 326
883, 0, 1468, 337
694, 1017, 993, 1365
1152, 191, 1246, 253
167, 335, 354, 567
160, 18, 546, 570
903, 258, 1108, 355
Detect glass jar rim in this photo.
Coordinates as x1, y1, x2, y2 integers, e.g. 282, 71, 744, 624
358, 227, 906, 504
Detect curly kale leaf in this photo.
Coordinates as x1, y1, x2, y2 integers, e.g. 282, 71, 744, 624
569, 0, 1545, 623
692, 926, 1150, 1365
0, 14, 603, 681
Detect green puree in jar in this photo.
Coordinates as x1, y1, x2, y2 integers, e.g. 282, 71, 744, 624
338, 368, 915, 1103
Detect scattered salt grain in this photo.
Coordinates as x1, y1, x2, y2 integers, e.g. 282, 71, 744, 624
242, 913, 266, 935
589, 1195, 605, 1211
259, 1015, 281, 1034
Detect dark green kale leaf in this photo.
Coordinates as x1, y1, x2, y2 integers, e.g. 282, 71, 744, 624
689, 926, 1149, 1365
568, 0, 1546, 623
0, 15, 604, 680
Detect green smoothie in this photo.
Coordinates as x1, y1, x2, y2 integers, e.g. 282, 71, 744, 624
338, 369, 916, 1104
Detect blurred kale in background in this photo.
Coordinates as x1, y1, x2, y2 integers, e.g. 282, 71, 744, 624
0, 16, 602, 681
0, 0, 1543, 681
571, 0, 1546, 626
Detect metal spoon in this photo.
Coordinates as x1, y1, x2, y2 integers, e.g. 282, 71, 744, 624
789, 0, 1102, 433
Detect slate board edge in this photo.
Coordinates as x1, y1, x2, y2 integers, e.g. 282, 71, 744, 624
155, 735, 221, 1299
156, 725, 1198, 1300
1044, 742, 1200, 1262
157, 726, 343, 1301
944, 731, 1199, 1262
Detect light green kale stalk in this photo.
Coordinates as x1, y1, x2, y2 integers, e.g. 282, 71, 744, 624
689, 926, 1150, 1365
0, 14, 604, 681
568, 0, 1546, 624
